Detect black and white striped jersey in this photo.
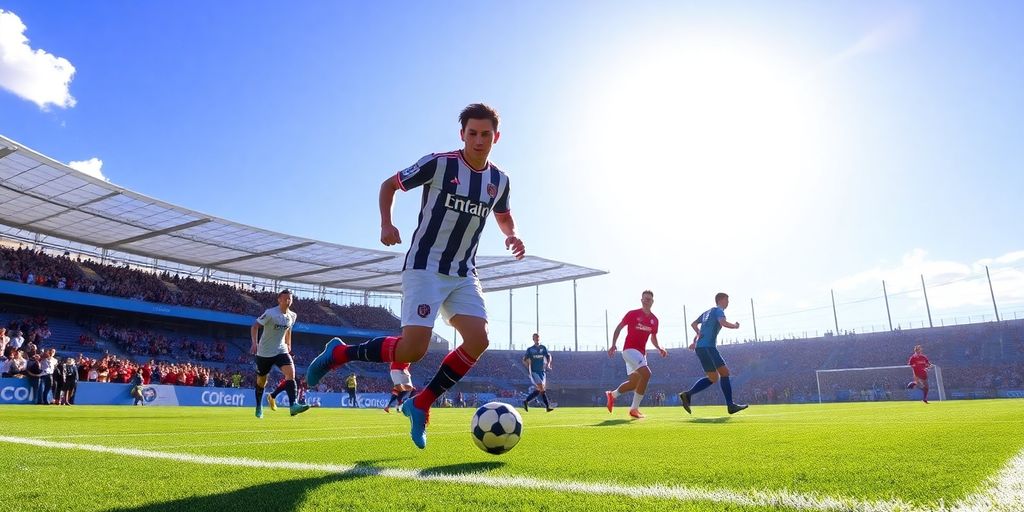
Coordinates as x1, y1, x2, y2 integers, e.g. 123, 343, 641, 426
393, 150, 511, 277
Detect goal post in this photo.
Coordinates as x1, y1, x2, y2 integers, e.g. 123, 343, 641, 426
815, 365, 946, 403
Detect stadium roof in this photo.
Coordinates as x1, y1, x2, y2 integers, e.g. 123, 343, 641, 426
0, 135, 606, 293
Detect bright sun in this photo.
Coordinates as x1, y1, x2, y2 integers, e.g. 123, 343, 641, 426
578, 39, 827, 240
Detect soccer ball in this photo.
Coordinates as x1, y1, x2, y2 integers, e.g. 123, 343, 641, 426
471, 402, 523, 455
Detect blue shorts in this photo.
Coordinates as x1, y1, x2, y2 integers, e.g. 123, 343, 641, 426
695, 347, 726, 373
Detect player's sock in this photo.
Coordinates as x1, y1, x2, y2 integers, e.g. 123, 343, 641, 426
923, 387, 929, 402
610, 390, 622, 399
540, 392, 550, 409
271, 380, 287, 399
284, 379, 297, 405
387, 392, 399, 409
413, 346, 477, 411
254, 383, 265, 407
525, 390, 540, 403
720, 376, 734, 405
397, 390, 411, 404
630, 393, 644, 410
331, 336, 401, 365
687, 377, 714, 396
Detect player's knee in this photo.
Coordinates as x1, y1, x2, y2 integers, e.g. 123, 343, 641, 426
717, 366, 730, 377
706, 372, 720, 383
638, 366, 651, 378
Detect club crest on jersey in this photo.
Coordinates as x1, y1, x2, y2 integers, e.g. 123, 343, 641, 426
417, 304, 431, 318
486, 183, 497, 198
444, 193, 491, 217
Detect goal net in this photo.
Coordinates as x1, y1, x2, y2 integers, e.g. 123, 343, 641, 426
815, 365, 946, 403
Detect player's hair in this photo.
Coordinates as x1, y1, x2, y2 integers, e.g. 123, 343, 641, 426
715, 292, 729, 303
278, 289, 292, 296
459, 103, 500, 130
641, 290, 654, 298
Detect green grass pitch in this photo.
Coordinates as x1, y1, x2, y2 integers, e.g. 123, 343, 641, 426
1, 399, 1021, 511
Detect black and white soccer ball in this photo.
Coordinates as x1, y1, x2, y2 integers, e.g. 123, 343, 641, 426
471, 401, 523, 455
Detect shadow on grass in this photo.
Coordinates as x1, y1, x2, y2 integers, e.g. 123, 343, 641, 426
420, 461, 504, 476
107, 460, 387, 512
687, 416, 732, 424
591, 419, 631, 427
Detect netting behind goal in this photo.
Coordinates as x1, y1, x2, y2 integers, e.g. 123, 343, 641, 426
815, 365, 946, 403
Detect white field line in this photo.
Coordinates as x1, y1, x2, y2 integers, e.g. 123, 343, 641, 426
949, 448, 1024, 512
33, 425, 380, 439
0, 434, 928, 512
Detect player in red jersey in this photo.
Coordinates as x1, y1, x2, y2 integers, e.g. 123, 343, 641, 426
906, 344, 933, 403
385, 361, 414, 413
605, 290, 667, 419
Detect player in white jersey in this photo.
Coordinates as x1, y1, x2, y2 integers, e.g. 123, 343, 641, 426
251, 290, 309, 418
306, 104, 526, 449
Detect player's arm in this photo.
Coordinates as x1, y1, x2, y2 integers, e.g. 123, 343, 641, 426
650, 333, 668, 357
689, 319, 700, 349
608, 320, 627, 357
494, 213, 525, 260
522, 354, 530, 369
285, 326, 293, 354
719, 317, 740, 329
249, 322, 260, 355
545, 350, 552, 370
379, 176, 402, 246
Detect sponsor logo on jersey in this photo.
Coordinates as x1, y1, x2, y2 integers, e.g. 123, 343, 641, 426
444, 193, 491, 217
417, 304, 431, 318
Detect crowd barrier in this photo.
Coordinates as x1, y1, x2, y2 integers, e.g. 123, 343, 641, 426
0, 378, 394, 408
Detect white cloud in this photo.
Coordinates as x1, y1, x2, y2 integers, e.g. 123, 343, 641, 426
831, 248, 1024, 313
68, 158, 107, 181
0, 9, 76, 109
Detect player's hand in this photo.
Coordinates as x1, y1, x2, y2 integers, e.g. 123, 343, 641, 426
688, 341, 696, 351
658, 347, 668, 358
381, 224, 402, 246
249, 343, 257, 355
734, 322, 740, 329
547, 364, 552, 371
607, 346, 617, 358
505, 236, 526, 260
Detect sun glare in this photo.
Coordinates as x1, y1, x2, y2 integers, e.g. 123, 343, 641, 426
579, 40, 826, 238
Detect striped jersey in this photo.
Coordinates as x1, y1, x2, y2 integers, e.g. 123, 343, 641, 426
394, 150, 511, 277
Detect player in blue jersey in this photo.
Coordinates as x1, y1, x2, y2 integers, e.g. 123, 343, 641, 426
522, 333, 553, 412
305, 104, 526, 449
678, 293, 747, 415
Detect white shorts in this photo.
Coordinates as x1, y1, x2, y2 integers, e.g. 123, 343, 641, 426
529, 371, 546, 387
621, 349, 648, 375
390, 369, 412, 387
401, 269, 487, 328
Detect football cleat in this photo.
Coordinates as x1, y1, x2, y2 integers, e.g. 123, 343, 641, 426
306, 337, 344, 387
907, 381, 916, 389
727, 403, 749, 415
401, 399, 429, 449
605, 391, 615, 413
267, 395, 277, 411
255, 407, 263, 419
523, 400, 529, 412
679, 391, 692, 415
290, 402, 310, 417
628, 409, 645, 419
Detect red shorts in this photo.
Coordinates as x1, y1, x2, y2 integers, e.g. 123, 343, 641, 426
914, 370, 928, 380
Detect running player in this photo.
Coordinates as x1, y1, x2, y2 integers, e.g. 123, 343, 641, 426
606, 290, 667, 419
251, 290, 309, 418
305, 102, 525, 449
522, 333, 553, 412
678, 292, 747, 415
384, 361, 414, 413
907, 344, 933, 404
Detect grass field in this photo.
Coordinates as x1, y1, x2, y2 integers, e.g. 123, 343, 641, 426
1, 400, 1022, 511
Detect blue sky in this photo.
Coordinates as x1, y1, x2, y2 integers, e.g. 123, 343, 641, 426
2, 1, 1023, 350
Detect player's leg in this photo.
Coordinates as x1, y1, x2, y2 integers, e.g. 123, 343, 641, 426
386, 384, 400, 412
608, 349, 641, 412
713, 347, 747, 414
524, 373, 541, 411
679, 348, 720, 414
630, 364, 651, 418
920, 376, 929, 403
254, 357, 273, 419
279, 361, 309, 416
538, 375, 552, 412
